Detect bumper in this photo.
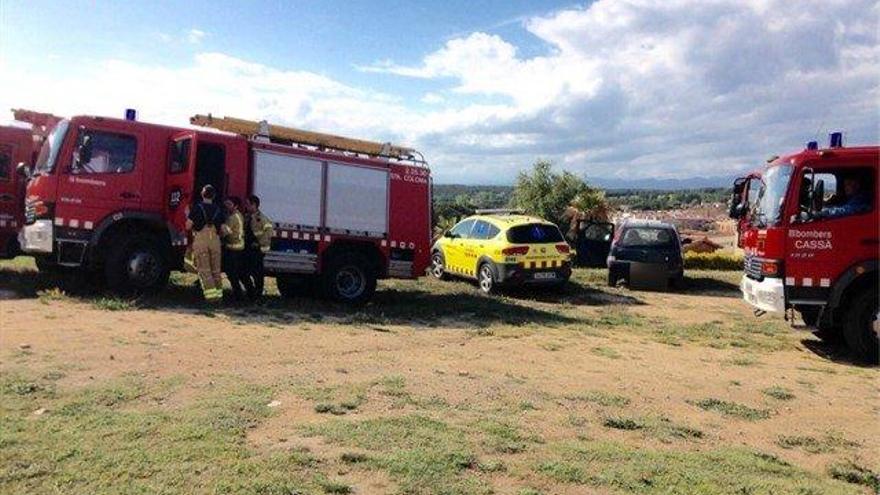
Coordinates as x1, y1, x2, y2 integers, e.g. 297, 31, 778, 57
496, 262, 571, 286
20, 219, 54, 254
740, 275, 785, 313
609, 260, 682, 278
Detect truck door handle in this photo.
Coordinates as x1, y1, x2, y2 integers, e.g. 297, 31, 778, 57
120, 191, 139, 199
861, 238, 879, 246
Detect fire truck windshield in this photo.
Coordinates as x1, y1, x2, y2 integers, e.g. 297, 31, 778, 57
33, 118, 70, 175
754, 164, 793, 227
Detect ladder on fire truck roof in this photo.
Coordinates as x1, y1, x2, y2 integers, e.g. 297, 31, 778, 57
11, 108, 64, 138
190, 114, 422, 162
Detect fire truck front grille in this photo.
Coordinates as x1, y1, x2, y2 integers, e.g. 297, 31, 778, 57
744, 255, 762, 279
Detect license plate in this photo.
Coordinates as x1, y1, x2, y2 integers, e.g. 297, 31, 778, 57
534, 272, 556, 280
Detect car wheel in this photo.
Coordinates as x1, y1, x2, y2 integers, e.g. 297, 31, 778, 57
607, 272, 618, 287
431, 251, 449, 280
843, 288, 879, 364
670, 274, 685, 290
478, 263, 495, 294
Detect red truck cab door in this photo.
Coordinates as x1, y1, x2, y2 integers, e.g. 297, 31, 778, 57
164, 131, 199, 242
0, 136, 27, 224
730, 174, 761, 248
785, 163, 878, 296
55, 123, 144, 230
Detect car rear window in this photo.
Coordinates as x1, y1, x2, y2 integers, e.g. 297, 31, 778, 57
506, 223, 563, 244
618, 227, 675, 247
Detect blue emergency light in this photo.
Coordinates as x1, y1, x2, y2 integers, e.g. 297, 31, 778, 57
125, 108, 138, 121
829, 131, 843, 148
806, 141, 818, 150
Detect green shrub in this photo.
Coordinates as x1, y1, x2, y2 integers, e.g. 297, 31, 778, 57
684, 252, 743, 271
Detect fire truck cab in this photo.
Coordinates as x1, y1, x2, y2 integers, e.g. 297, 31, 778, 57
0, 124, 34, 258
19, 112, 432, 304
730, 133, 879, 363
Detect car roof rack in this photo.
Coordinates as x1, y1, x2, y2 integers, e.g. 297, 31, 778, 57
475, 209, 525, 215
190, 113, 422, 163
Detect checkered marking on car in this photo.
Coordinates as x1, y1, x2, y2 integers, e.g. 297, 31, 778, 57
447, 265, 475, 277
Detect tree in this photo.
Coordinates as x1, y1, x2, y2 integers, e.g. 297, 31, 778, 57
510, 160, 608, 234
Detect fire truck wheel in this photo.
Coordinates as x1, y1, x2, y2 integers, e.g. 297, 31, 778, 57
431, 251, 449, 280
322, 252, 376, 305
843, 288, 879, 364
797, 306, 843, 343
105, 234, 169, 294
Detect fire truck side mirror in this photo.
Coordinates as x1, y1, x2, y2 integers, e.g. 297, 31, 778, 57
73, 132, 93, 171
811, 179, 825, 215
728, 178, 747, 219
16, 162, 31, 179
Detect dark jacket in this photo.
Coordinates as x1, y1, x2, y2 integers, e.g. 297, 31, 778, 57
188, 201, 225, 231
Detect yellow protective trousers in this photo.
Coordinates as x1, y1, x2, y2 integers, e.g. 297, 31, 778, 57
192, 227, 223, 301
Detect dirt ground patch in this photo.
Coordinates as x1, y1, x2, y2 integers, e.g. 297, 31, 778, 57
1, 258, 877, 494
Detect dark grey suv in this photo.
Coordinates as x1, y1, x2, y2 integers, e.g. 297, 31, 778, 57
607, 220, 686, 289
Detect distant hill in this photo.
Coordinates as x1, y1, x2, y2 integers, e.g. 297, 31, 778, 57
435, 175, 738, 192
590, 175, 737, 190
433, 183, 732, 215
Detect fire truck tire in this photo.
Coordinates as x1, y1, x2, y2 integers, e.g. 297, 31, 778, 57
431, 251, 450, 280
322, 252, 376, 305
105, 233, 169, 294
843, 288, 879, 364
276, 275, 316, 298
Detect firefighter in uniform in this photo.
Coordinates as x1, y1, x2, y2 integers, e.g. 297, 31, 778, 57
186, 185, 224, 302
244, 195, 273, 299
221, 197, 253, 301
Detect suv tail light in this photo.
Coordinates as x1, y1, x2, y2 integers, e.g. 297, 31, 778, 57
761, 259, 782, 277
502, 246, 529, 256
555, 243, 570, 254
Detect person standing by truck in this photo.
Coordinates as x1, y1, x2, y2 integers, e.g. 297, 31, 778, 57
221, 197, 253, 301
186, 185, 225, 303
244, 195, 273, 299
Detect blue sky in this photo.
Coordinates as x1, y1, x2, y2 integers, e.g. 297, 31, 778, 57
1, 0, 878, 184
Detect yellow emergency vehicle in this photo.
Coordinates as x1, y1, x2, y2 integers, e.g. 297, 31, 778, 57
431, 210, 572, 293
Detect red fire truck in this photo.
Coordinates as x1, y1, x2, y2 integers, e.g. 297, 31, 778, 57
0, 124, 33, 258
19, 112, 432, 304
730, 133, 878, 363
0, 109, 62, 258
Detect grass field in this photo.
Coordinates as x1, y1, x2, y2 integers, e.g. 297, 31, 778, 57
1, 257, 877, 494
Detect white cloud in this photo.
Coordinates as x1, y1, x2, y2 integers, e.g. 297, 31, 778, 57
1, 1, 877, 184
0, 52, 420, 142
187, 29, 207, 44
421, 92, 445, 104
364, 0, 880, 181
